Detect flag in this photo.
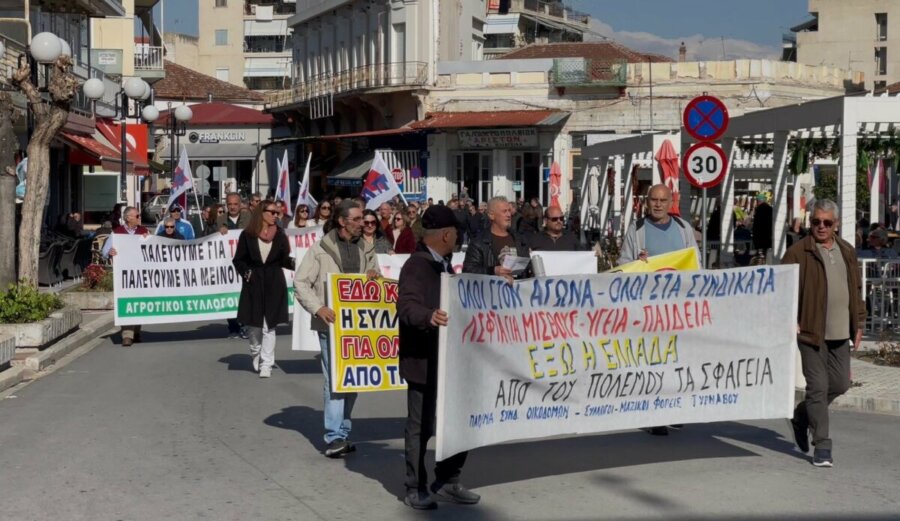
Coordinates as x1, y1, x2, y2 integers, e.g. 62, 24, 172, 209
275, 150, 292, 217
296, 153, 318, 212
608, 247, 699, 273
168, 145, 193, 215
362, 151, 404, 210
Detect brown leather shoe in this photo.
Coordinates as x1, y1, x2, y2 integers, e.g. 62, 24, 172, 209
122, 338, 134, 347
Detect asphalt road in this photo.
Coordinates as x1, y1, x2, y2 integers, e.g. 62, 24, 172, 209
1, 321, 898, 521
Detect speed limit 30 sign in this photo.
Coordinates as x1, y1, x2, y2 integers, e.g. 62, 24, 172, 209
681, 142, 728, 189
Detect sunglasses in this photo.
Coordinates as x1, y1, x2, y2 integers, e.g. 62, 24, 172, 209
217, 210, 225, 214
264, 209, 279, 215
394, 217, 403, 221
320, 206, 332, 210
299, 209, 309, 213
547, 217, 564, 222
811, 218, 835, 228
164, 226, 175, 229
363, 220, 377, 226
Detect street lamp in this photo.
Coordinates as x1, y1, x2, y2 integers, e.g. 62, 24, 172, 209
165, 101, 193, 183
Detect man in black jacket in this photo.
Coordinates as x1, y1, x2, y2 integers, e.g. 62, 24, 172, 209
398, 205, 480, 510
529, 205, 583, 251
463, 196, 531, 282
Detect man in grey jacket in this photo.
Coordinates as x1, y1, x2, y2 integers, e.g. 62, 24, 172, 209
294, 200, 380, 458
619, 184, 698, 264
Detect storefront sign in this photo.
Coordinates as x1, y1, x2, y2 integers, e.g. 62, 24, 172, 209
189, 131, 247, 144
458, 128, 537, 149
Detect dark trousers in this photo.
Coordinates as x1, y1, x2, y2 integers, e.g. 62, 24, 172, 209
405, 382, 468, 492
227, 318, 241, 334
794, 340, 851, 450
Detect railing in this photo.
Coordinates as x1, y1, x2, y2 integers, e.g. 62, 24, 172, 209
860, 258, 900, 336
135, 45, 164, 71
521, 0, 590, 24
267, 61, 428, 108
551, 59, 627, 87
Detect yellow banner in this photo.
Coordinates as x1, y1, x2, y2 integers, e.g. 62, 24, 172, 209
327, 274, 405, 393
609, 247, 700, 273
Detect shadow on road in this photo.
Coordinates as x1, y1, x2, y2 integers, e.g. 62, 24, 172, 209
264, 406, 807, 509
217, 354, 322, 374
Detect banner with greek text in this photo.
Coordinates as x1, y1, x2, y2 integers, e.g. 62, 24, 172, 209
288, 226, 325, 351
376, 253, 466, 280
327, 273, 404, 392
435, 266, 799, 460
530, 251, 597, 276
113, 227, 320, 326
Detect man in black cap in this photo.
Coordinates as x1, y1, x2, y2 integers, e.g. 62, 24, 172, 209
397, 205, 480, 510
155, 204, 195, 239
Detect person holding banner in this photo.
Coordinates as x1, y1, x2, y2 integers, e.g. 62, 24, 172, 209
218, 193, 252, 339
398, 205, 479, 510
232, 202, 296, 378
104, 206, 149, 347
463, 196, 532, 282
289, 204, 312, 229
294, 200, 381, 458
782, 199, 865, 468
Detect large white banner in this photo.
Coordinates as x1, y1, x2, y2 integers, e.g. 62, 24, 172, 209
530, 251, 597, 276
290, 227, 324, 351
376, 253, 466, 279
435, 266, 799, 460
113, 227, 321, 327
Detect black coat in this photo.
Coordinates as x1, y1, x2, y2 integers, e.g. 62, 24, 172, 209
398, 247, 453, 385
463, 228, 532, 278
232, 228, 294, 328
529, 231, 583, 251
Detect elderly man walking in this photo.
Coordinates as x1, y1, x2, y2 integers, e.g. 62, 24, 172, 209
782, 199, 866, 467
103, 206, 149, 347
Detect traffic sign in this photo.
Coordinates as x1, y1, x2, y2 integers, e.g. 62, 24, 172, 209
683, 95, 729, 142
682, 142, 728, 189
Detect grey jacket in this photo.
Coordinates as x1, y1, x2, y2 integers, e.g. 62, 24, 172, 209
619, 215, 699, 263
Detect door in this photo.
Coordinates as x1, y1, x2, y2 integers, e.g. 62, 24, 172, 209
454, 152, 492, 204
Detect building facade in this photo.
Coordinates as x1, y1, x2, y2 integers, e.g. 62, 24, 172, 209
195, 0, 294, 91
483, 0, 590, 60
790, 0, 900, 90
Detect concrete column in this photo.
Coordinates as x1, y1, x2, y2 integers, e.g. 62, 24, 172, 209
426, 133, 450, 203
492, 149, 512, 200
720, 137, 738, 261
839, 112, 858, 244
622, 154, 635, 235
771, 131, 791, 262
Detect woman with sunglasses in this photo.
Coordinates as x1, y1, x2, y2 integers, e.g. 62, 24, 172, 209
389, 210, 416, 254
361, 209, 392, 254
199, 203, 225, 236
289, 203, 311, 229
312, 201, 333, 225
232, 202, 295, 378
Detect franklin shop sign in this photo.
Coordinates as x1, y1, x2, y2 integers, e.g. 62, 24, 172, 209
189, 131, 248, 144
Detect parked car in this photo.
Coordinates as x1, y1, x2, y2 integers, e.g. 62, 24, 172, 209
142, 194, 170, 224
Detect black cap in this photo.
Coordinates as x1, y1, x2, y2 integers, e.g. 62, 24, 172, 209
170, 204, 183, 212
421, 205, 458, 230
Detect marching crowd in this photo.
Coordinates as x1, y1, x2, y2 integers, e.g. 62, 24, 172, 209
100, 185, 866, 508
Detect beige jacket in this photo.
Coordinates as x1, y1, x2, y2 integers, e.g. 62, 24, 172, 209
294, 229, 379, 331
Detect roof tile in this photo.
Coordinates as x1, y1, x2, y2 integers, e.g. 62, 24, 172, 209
498, 41, 672, 63
153, 61, 266, 103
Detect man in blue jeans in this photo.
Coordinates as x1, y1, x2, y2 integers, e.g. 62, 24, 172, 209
295, 200, 380, 457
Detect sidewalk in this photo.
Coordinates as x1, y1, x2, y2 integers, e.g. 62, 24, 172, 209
832, 356, 900, 415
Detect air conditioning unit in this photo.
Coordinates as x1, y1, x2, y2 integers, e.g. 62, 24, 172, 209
250, 4, 256, 14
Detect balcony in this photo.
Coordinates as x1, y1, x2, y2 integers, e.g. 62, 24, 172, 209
267, 61, 428, 109
134, 45, 165, 82
551, 58, 627, 87
245, 1, 296, 16
489, 0, 590, 26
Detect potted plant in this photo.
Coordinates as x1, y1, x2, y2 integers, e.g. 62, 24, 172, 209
0, 283, 81, 349
61, 263, 114, 310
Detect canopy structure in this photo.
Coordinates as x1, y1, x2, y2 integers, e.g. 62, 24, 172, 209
581, 92, 900, 264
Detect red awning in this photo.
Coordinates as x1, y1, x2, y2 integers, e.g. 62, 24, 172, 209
410, 110, 568, 129
95, 119, 150, 174
58, 132, 135, 173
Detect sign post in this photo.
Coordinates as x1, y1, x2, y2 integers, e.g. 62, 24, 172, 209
683, 95, 729, 268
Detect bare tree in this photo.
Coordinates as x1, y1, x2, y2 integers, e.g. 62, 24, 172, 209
0, 91, 18, 288
11, 55, 78, 285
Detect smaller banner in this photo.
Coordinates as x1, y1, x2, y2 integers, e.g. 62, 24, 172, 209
377, 253, 465, 280
289, 226, 324, 351
530, 251, 597, 276
611, 247, 699, 273
327, 273, 404, 393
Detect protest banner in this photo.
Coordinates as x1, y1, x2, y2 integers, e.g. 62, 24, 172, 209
435, 265, 798, 460
327, 273, 405, 393
288, 226, 325, 351
530, 251, 597, 276
113, 227, 321, 326
376, 253, 465, 279
611, 247, 700, 273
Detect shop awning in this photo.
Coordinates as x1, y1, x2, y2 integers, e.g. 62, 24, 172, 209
58, 132, 135, 173
410, 110, 569, 129
95, 119, 151, 174
327, 151, 374, 187
157, 142, 261, 161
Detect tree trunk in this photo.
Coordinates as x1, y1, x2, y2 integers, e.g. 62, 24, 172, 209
0, 92, 17, 289
12, 56, 78, 285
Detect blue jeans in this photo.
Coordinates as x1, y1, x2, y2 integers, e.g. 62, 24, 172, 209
319, 331, 357, 443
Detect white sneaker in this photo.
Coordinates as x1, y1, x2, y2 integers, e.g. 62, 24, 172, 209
252, 354, 260, 372
259, 367, 271, 378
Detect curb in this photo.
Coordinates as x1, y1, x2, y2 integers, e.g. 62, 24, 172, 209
0, 312, 115, 394
795, 387, 900, 417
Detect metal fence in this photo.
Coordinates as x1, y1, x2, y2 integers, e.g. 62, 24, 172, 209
550, 59, 627, 87
860, 259, 900, 336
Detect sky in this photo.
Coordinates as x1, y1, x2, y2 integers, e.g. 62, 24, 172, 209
157, 0, 813, 60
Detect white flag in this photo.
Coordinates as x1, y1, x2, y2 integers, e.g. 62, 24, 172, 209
362, 151, 405, 210
168, 145, 194, 214
297, 153, 318, 212
275, 149, 292, 217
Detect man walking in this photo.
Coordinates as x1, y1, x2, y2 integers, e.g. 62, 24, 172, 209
782, 199, 865, 467
619, 184, 698, 436
103, 206, 148, 347
463, 196, 531, 281
217, 193, 251, 339
398, 205, 480, 510
295, 200, 380, 458
529, 205, 583, 251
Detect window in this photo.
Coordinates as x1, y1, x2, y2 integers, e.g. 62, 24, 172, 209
875, 47, 887, 75
876, 13, 888, 41
215, 0, 227, 6
472, 38, 484, 61
215, 30, 228, 46
216, 67, 230, 82
875, 80, 888, 91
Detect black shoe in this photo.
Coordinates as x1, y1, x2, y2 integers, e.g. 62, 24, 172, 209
324, 439, 354, 458
404, 490, 437, 510
430, 483, 480, 505
790, 418, 810, 453
646, 426, 669, 436
812, 448, 833, 467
